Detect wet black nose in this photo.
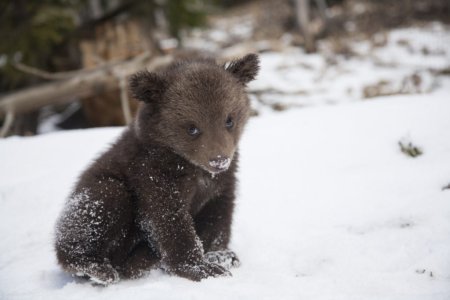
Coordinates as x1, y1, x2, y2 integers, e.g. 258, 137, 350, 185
208, 156, 231, 171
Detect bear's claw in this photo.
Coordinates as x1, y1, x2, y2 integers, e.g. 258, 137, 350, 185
204, 250, 240, 270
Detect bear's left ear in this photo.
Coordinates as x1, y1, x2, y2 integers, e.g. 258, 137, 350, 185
225, 53, 260, 85
129, 70, 168, 103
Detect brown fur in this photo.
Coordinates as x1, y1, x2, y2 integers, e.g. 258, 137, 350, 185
55, 54, 259, 284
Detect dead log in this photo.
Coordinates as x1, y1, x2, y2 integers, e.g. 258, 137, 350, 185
0, 53, 172, 118
0, 70, 117, 117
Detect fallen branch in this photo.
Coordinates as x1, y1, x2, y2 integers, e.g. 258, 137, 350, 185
12, 62, 84, 81
0, 53, 172, 118
250, 92, 305, 112
0, 109, 15, 138
250, 88, 309, 96
118, 75, 132, 125
12, 51, 151, 81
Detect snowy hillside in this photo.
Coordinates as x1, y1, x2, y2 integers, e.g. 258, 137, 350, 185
1, 84, 450, 299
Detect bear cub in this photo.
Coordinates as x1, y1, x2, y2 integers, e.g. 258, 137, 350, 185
55, 54, 259, 284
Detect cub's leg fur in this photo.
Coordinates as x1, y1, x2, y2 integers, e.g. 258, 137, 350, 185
56, 177, 158, 284
116, 242, 161, 279
194, 193, 240, 269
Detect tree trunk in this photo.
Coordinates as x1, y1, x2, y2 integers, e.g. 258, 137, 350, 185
295, 0, 316, 53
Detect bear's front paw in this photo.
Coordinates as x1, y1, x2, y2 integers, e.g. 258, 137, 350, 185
204, 250, 240, 270
171, 260, 231, 281
80, 262, 120, 286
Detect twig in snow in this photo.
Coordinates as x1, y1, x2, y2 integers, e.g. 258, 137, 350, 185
398, 140, 423, 158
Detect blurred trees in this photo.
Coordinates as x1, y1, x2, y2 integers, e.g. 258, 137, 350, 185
0, 0, 216, 135
0, 0, 213, 92
1, 0, 449, 136
0, 0, 78, 91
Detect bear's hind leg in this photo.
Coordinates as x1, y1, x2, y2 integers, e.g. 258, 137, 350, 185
56, 176, 136, 285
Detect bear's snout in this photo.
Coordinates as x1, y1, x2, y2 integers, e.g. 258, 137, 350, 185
208, 156, 231, 173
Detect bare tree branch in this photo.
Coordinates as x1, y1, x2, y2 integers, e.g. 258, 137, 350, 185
0, 53, 172, 119
0, 110, 15, 138
118, 75, 132, 125
12, 51, 151, 81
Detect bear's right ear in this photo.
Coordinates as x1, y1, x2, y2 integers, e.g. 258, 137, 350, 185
129, 71, 168, 103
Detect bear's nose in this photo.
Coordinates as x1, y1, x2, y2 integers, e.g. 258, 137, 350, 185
208, 156, 231, 171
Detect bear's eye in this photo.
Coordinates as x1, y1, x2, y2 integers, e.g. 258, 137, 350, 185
187, 125, 200, 136
225, 116, 234, 129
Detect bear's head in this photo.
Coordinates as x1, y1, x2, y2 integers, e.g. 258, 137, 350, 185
129, 54, 259, 174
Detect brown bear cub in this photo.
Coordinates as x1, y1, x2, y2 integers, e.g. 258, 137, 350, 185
55, 54, 259, 285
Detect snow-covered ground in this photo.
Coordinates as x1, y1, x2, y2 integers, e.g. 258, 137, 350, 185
248, 23, 450, 111
186, 21, 450, 111
2, 22, 450, 300
1, 84, 450, 299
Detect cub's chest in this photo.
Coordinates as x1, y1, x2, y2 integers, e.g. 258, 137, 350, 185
196, 174, 217, 195
188, 173, 221, 215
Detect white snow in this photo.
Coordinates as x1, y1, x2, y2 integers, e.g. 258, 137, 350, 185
1, 24, 450, 300
247, 24, 450, 110
1, 87, 450, 299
